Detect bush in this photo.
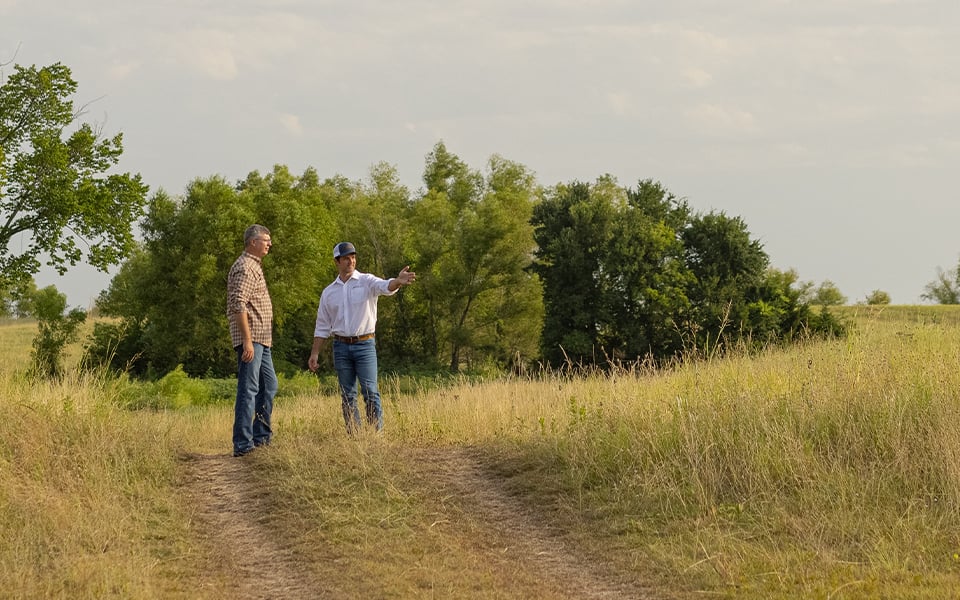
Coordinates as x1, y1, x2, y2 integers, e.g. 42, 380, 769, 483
30, 286, 86, 379
83, 320, 148, 377
113, 366, 234, 410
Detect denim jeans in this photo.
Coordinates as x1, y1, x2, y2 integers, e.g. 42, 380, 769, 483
233, 343, 278, 453
333, 338, 382, 432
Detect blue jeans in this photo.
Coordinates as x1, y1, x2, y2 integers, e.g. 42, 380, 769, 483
333, 338, 382, 432
233, 343, 278, 453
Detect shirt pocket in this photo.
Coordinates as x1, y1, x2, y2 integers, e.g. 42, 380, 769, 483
348, 285, 367, 304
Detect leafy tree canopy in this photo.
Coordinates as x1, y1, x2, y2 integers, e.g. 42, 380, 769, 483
0, 62, 148, 288
392, 142, 543, 370
0, 275, 36, 317
533, 177, 844, 368
92, 166, 335, 378
84, 139, 844, 378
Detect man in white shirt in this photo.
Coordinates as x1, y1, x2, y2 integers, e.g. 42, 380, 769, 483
307, 241, 416, 432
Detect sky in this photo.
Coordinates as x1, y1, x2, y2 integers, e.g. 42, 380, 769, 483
3, 0, 959, 307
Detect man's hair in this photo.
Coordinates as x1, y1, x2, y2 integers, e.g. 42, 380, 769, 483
244, 224, 270, 247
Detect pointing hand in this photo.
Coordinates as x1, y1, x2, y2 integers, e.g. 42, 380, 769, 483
397, 265, 416, 286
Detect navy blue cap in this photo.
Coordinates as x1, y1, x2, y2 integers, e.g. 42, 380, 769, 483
333, 242, 356, 258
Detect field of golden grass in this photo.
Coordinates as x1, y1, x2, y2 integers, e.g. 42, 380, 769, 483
3, 308, 960, 598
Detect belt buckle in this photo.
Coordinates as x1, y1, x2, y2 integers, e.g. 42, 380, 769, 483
337, 333, 371, 343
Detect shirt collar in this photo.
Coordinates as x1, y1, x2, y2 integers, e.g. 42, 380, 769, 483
334, 270, 361, 285
242, 251, 262, 264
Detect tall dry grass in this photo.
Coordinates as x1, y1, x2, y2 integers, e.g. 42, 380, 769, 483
359, 308, 960, 597
5, 308, 960, 598
0, 319, 225, 598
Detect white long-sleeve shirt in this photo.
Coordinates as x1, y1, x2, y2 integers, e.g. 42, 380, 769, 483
313, 270, 397, 338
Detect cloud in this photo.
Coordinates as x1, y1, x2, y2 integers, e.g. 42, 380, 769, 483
106, 60, 139, 81
173, 29, 239, 80
279, 113, 303, 136
682, 67, 713, 88
165, 12, 313, 81
606, 92, 631, 116
685, 103, 758, 134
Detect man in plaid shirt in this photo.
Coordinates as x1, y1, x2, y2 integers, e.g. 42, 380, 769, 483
227, 224, 277, 457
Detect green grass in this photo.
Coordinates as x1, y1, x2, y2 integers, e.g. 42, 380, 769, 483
4, 307, 960, 597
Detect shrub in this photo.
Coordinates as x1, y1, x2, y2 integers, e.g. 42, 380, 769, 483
30, 286, 86, 379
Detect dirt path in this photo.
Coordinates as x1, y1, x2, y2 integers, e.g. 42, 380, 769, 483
180, 448, 660, 599
404, 446, 659, 600
180, 452, 337, 599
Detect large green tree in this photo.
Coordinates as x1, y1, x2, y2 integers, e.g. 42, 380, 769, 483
408, 143, 543, 371
531, 179, 616, 365
681, 211, 769, 349
92, 166, 336, 377
533, 178, 695, 365
533, 177, 843, 368
0, 62, 148, 287
604, 179, 693, 359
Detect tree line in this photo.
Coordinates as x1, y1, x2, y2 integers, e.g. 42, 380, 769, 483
4, 61, 849, 380
87, 142, 846, 379
90, 147, 546, 378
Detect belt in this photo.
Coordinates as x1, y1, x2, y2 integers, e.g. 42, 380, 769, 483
333, 333, 375, 344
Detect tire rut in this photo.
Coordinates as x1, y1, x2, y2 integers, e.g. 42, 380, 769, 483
180, 447, 663, 599
404, 446, 661, 600
180, 452, 336, 599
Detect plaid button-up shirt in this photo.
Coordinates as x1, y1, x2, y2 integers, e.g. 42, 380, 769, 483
227, 251, 273, 348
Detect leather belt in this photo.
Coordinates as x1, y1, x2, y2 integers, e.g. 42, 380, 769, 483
333, 333, 375, 344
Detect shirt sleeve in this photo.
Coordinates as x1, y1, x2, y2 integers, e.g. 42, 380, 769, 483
370, 273, 396, 297
226, 263, 248, 316
313, 289, 332, 338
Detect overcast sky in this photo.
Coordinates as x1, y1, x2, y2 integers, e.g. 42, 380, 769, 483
3, 0, 959, 306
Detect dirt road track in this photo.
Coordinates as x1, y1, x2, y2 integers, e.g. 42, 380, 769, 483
403, 446, 658, 600
181, 448, 661, 599
181, 452, 338, 599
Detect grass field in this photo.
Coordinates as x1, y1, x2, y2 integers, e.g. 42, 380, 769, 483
3, 308, 960, 598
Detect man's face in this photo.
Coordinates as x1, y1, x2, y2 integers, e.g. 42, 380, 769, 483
248, 234, 272, 258
336, 253, 356, 278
